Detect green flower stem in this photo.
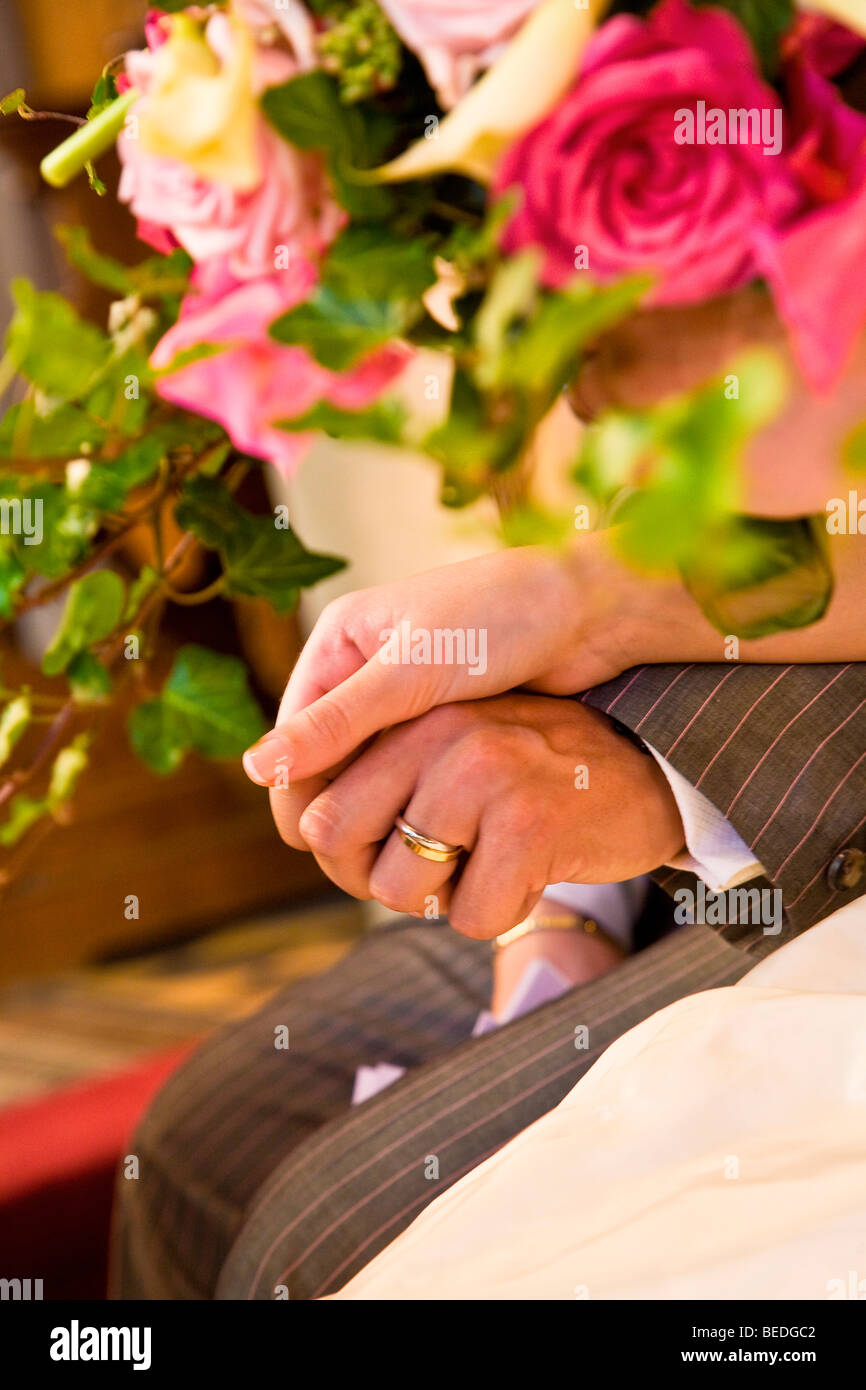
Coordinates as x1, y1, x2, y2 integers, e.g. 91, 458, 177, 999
40, 90, 138, 188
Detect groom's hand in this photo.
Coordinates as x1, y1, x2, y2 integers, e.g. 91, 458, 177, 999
269, 694, 684, 940
241, 539, 661, 789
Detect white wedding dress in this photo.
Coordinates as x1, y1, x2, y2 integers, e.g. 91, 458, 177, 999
330, 899, 866, 1300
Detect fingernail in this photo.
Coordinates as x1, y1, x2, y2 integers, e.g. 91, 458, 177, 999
242, 732, 292, 787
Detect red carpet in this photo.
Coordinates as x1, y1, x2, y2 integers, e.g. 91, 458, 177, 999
0, 1044, 195, 1300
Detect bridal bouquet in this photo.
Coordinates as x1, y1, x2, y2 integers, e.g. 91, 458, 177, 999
0, 0, 864, 856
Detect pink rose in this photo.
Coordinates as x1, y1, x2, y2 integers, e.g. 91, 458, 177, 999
496, 0, 866, 390
752, 35, 866, 390
495, 0, 799, 304
150, 263, 411, 479
143, 8, 170, 52
119, 13, 343, 279
378, 0, 539, 108
119, 124, 344, 280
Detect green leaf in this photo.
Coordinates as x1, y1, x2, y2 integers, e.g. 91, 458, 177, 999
1, 89, 27, 116
42, 570, 125, 676
444, 193, 518, 272
261, 71, 397, 219
423, 370, 524, 507
67, 651, 112, 704
694, 0, 795, 77
175, 475, 345, 611
500, 275, 651, 397
680, 517, 833, 639
269, 291, 400, 370
76, 436, 165, 511
0, 695, 31, 767
0, 478, 98, 583
5, 279, 110, 401
270, 225, 436, 369
576, 348, 790, 571
326, 225, 438, 304
474, 251, 542, 389
0, 794, 49, 847
85, 162, 108, 197
56, 226, 193, 299
84, 345, 154, 436
275, 398, 405, 443
128, 644, 267, 773
88, 71, 119, 119
0, 548, 26, 616
56, 224, 137, 295
0, 401, 107, 459
124, 565, 159, 622
48, 735, 90, 803
262, 71, 360, 156
843, 421, 866, 474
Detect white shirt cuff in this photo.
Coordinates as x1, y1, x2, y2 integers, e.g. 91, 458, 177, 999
646, 744, 765, 893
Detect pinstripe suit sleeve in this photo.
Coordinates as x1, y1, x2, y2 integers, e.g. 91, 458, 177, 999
582, 662, 866, 958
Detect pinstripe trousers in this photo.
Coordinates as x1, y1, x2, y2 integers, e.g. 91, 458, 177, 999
113, 918, 751, 1300
113, 660, 866, 1299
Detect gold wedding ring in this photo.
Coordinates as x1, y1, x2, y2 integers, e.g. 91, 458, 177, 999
394, 814, 463, 864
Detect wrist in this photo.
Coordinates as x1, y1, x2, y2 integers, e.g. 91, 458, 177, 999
568, 530, 724, 672
491, 909, 624, 1015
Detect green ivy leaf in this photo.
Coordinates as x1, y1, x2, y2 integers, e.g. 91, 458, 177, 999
327, 225, 438, 304
42, 569, 125, 676
577, 348, 790, 571
67, 650, 112, 704
128, 644, 267, 773
269, 291, 401, 370
84, 344, 155, 437
681, 517, 833, 639
0, 401, 108, 459
175, 475, 345, 612
500, 275, 651, 398
12, 483, 97, 580
444, 193, 518, 273
56, 226, 193, 299
124, 565, 159, 622
0, 794, 49, 848
5, 279, 111, 401
262, 70, 362, 155
88, 72, 119, 119
0, 695, 31, 766
270, 225, 436, 368
424, 370, 524, 508
76, 436, 165, 511
85, 163, 108, 197
474, 251, 541, 389
1, 89, 27, 116
261, 71, 397, 219
0, 548, 26, 617
275, 397, 405, 443
48, 735, 90, 803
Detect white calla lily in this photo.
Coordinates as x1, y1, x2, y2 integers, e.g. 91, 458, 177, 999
378, 0, 611, 185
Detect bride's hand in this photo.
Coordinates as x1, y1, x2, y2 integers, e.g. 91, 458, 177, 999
242, 532, 680, 787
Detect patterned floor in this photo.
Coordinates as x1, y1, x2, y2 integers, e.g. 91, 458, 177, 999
0, 897, 363, 1106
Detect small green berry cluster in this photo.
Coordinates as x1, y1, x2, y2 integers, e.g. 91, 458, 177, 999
313, 1, 403, 103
